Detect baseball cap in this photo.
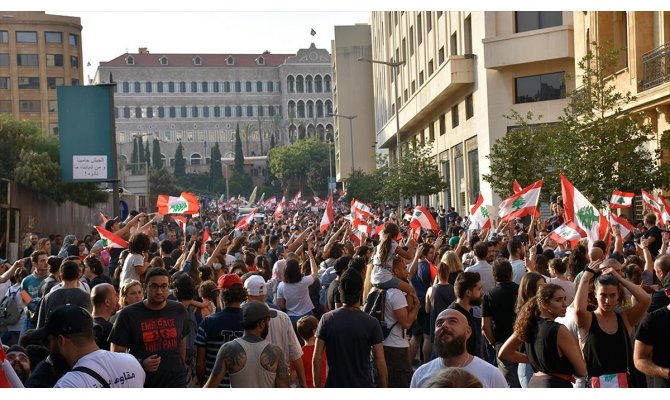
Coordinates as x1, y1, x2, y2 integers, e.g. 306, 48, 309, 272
241, 301, 277, 325
36, 304, 93, 337
244, 275, 267, 296
217, 273, 243, 290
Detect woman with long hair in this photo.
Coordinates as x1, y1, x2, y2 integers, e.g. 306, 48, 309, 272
439, 250, 464, 285
276, 253, 319, 327
370, 222, 417, 295
110, 279, 143, 325
514, 272, 547, 387
499, 284, 587, 388
119, 232, 151, 284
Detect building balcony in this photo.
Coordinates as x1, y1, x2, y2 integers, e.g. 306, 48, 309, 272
483, 25, 574, 70
641, 42, 670, 91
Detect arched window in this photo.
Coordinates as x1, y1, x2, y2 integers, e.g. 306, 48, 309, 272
324, 75, 332, 92
289, 124, 297, 143
315, 75, 323, 92
298, 124, 306, 140
317, 124, 325, 140
190, 153, 202, 165
126, 56, 134, 65
316, 100, 324, 117
307, 124, 315, 137
306, 100, 314, 118
305, 75, 313, 93
297, 100, 305, 118
287, 75, 295, 93
296, 75, 304, 93
325, 100, 333, 116
288, 100, 296, 118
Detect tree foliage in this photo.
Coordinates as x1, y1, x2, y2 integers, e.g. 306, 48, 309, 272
345, 163, 386, 203
149, 167, 179, 198
174, 142, 186, 178
267, 137, 330, 196
0, 115, 107, 207
209, 142, 223, 190
379, 144, 448, 202
234, 123, 244, 172
151, 138, 162, 170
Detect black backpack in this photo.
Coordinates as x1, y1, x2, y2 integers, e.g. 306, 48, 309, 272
363, 288, 397, 339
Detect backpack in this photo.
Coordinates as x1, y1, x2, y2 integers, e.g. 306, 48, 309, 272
0, 286, 23, 327
362, 288, 397, 339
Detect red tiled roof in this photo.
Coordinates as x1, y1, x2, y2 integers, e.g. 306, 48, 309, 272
100, 53, 294, 68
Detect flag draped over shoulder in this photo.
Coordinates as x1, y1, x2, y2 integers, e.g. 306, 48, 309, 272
498, 179, 543, 222
409, 206, 440, 233
157, 192, 200, 215
319, 194, 334, 233
94, 226, 128, 249
610, 190, 634, 209
469, 194, 491, 230
561, 174, 608, 243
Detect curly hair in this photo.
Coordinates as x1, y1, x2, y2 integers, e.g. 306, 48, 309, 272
128, 232, 151, 255
513, 283, 563, 342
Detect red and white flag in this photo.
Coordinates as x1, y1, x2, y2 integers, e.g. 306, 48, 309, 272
609, 212, 634, 240
372, 224, 384, 238
199, 228, 210, 262
319, 194, 334, 233
469, 194, 492, 230
236, 208, 257, 231
94, 225, 128, 249
561, 174, 608, 243
350, 217, 372, 245
350, 198, 373, 220
157, 192, 200, 215
658, 194, 670, 224
403, 210, 413, 222
172, 216, 187, 238
641, 189, 663, 222
291, 191, 302, 206
264, 196, 277, 207
610, 190, 634, 209
274, 196, 286, 218
512, 179, 523, 194
409, 206, 440, 233
548, 221, 586, 244
0, 339, 23, 388
499, 179, 543, 222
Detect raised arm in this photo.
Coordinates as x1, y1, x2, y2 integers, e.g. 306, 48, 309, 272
205, 235, 231, 268
0, 259, 23, 283
574, 261, 599, 331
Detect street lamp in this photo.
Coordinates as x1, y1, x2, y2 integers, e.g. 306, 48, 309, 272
328, 113, 357, 176
358, 57, 405, 213
327, 139, 334, 195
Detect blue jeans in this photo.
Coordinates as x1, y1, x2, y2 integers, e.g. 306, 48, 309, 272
518, 362, 534, 388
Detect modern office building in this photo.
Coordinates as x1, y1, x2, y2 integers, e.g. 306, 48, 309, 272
573, 11, 670, 220
331, 24, 377, 184
0, 11, 83, 135
94, 44, 334, 176
369, 11, 575, 214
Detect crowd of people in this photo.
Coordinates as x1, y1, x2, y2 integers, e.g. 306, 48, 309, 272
0, 195, 669, 389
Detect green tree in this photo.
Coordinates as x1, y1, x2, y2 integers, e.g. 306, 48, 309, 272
345, 167, 385, 204
174, 142, 186, 178
143, 142, 150, 167
151, 138, 163, 170
137, 138, 146, 163
382, 143, 448, 202
234, 123, 244, 172
130, 138, 139, 173
149, 167, 179, 198
270, 134, 276, 149
209, 142, 223, 190
267, 137, 330, 194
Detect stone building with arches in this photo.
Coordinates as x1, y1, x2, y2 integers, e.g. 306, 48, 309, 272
93, 43, 334, 174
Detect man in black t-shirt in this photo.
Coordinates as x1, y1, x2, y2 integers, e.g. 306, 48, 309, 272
634, 302, 670, 388
482, 259, 520, 387
326, 256, 350, 311
642, 213, 663, 258
91, 283, 118, 350
448, 272, 483, 359
109, 268, 190, 388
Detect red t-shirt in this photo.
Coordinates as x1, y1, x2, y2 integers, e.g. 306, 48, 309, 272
301, 344, 327, 388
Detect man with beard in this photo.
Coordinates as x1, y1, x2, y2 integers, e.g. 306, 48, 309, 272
204, 301, 289, 388
37, 305, 144, 388
5, 345, 31, 384
109, 267, 190, 387
410, 309, 507, 388
448, 272, 484, 359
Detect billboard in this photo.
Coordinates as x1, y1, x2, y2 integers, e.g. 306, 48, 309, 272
57, 85, 116, 182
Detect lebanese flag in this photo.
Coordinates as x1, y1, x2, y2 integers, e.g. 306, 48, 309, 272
409, 206, 440, 233
99, 211, 108, 224
263, 196, 277, 207
291, 191, 302, 206
94, 225, 128, 249
372, 224, 384, 238
610, 190, 634, 209
157, 192, 200, 215
469, 194, 492, 230
499, 179, 543, 222
274, 196, 286, 218
350, 218, 371, 245
199, 228, 210, 262
350, 199, 373, 220
641, 190, 663, 221
561, 174, 609, 243
548, 221, 586, 244
658, 194, 670, 224
236, 208, 257, 231
319, 194, 334, 233
0, 339, 23, 388
609, 212, 634, 240
512, 179, 523, 194
173, 216, 187, 238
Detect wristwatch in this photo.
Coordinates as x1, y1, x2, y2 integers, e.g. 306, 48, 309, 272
584, 266, 596, 275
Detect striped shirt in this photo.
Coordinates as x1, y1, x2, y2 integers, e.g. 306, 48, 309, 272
194, 307, 244, 388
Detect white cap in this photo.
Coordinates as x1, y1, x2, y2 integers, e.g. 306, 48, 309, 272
244, 275, 267, 296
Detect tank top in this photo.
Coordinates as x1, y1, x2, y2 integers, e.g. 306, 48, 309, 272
429, 283, 456, 342
525, 318, 574, 376
583, 311, 629, 378
229, 337, 277, 388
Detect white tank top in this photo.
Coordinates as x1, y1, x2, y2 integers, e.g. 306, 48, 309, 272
229, 337, 277, 388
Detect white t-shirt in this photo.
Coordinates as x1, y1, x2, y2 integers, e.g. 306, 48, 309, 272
465, 260, 495, 294
266, 308, 303, 364
410, 356, 508, 388
276, 275, 315, 316
371, 241, 398, 285
120, 253, 144, 284
510, 259, 526, 284
54, 349, 145, 388
381, 288, 409, 348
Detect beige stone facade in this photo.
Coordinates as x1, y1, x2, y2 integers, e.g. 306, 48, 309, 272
0, 11, 83, 135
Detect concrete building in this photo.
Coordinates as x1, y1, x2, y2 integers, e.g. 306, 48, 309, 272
93, 44, 334, 177
331, 24, 377, 184
0, 11, 83, 135
369, 11, 575, 214
573, 11, 670, 220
